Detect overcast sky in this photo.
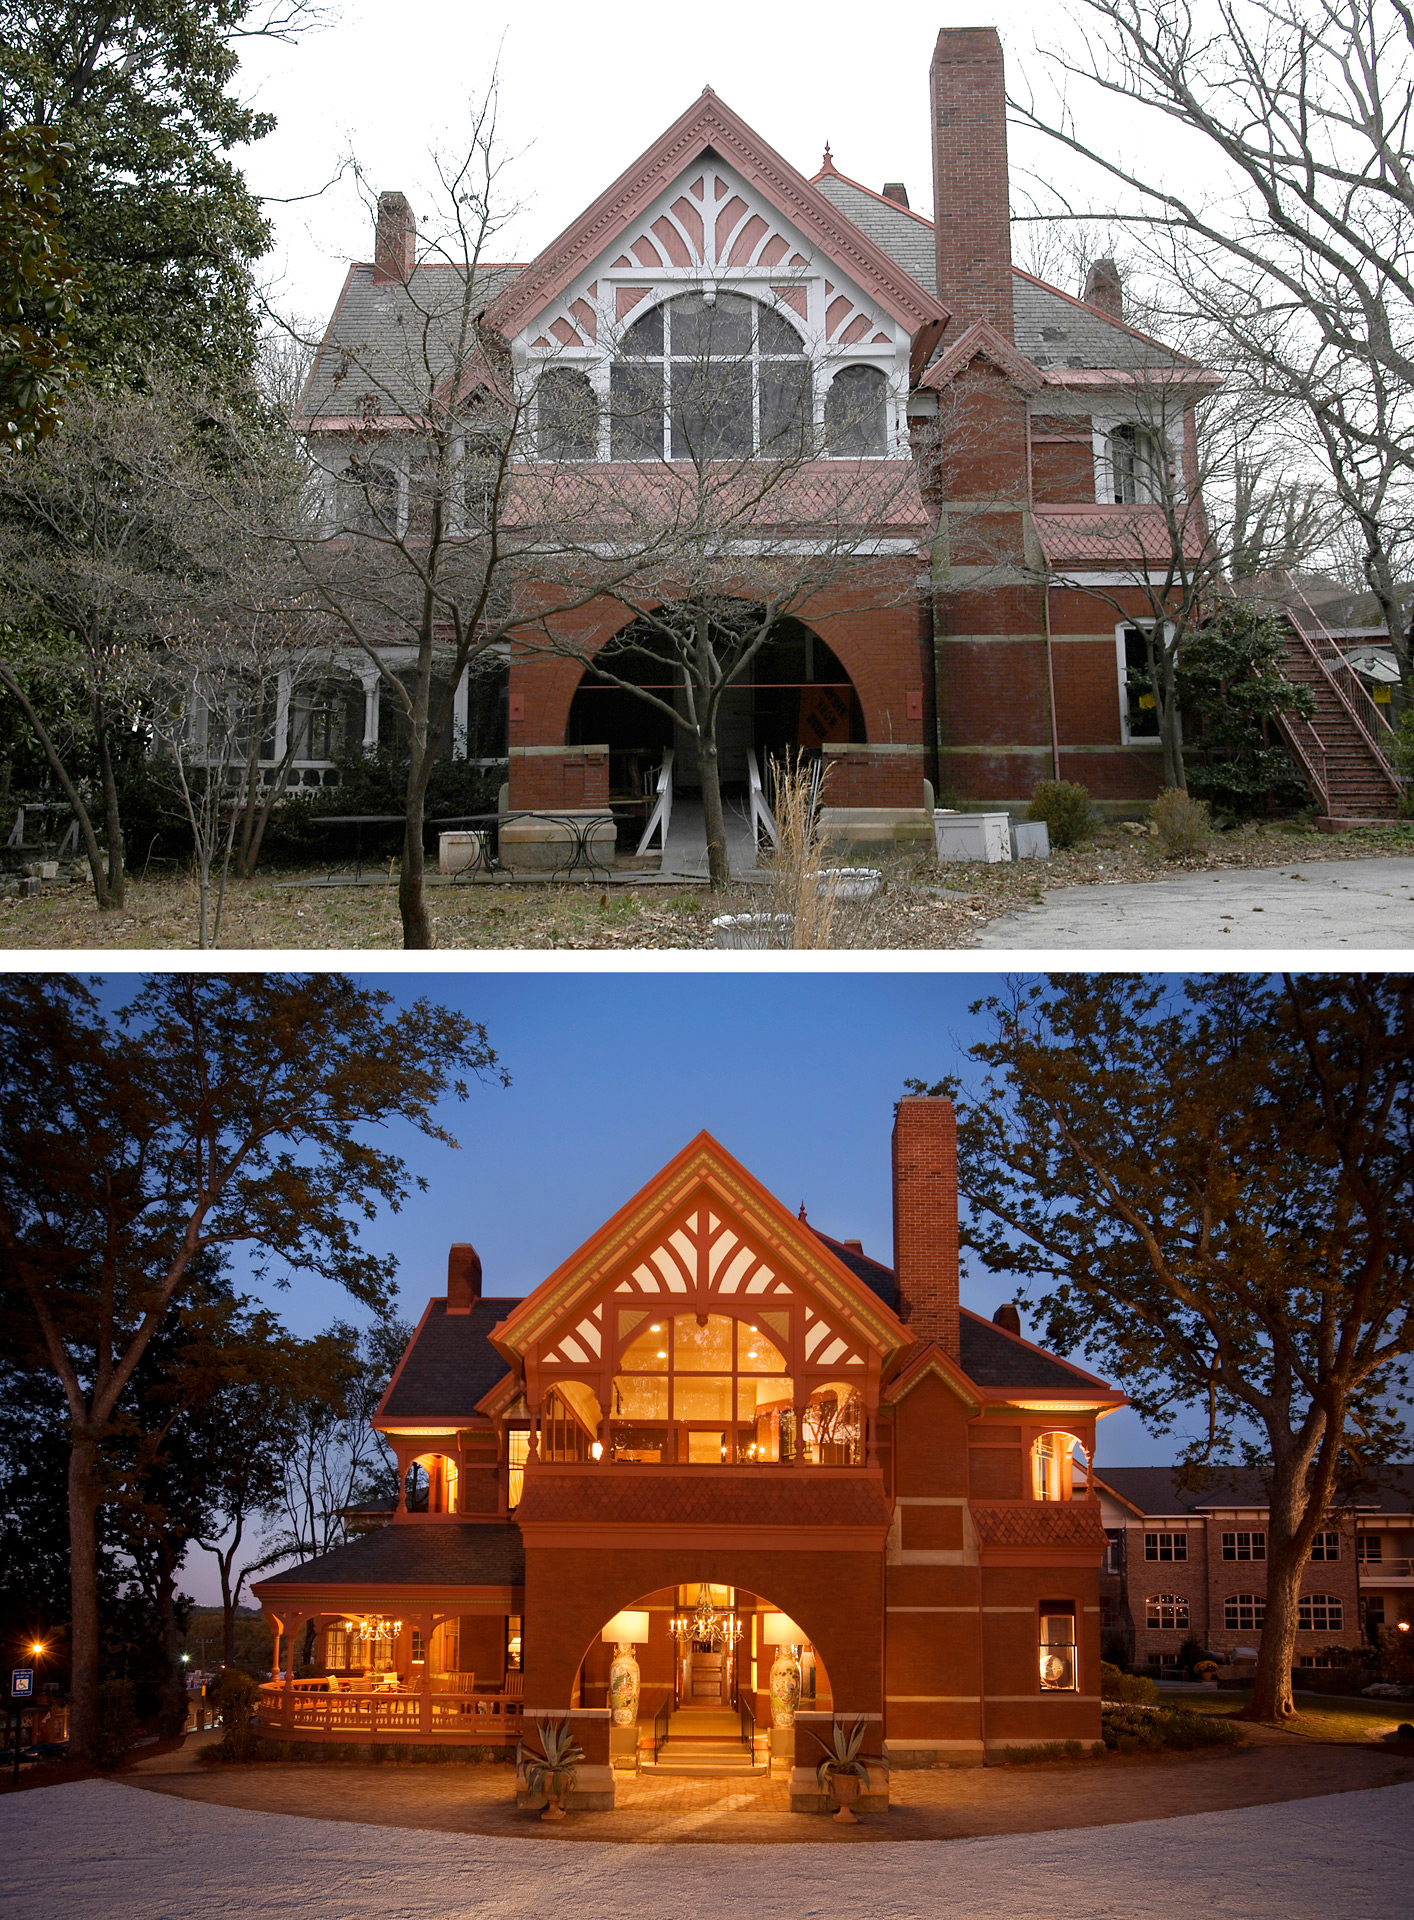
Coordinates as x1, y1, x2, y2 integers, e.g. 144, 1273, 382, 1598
149, 967, 1189, 1604
232, 0, 1198, 337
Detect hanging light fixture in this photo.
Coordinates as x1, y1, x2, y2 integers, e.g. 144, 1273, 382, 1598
670, 1581, 740, 1650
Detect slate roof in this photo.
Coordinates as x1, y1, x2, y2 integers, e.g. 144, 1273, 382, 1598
812, 170, 1186, 373
299, 262, 525, 424
257, 1521, 525, 1589
1098, 1465, 1414, 1517
810, 1227, 1106, 1393
380, 1298, 522, 1420
972, 1503, 1107, 1549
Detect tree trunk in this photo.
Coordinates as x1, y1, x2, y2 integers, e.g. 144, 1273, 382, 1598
156, 1536, 187, 1739
67, 1436, 103, 1757
698, 730, 730, 889
399, 757, 433, 949
0, 661, 114, 908
1244, 1535, 1301, 1721
91, 684, 125, 906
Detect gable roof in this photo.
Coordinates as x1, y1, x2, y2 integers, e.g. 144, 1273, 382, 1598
486, 90, 948, 346
813, 165, 1197, 378
491, 1131, 912, 1370
810, 1225, 1118, 1397
1096, 1464, 1414, 1518
376, 1296, 524, 1425
298, 260, 525, 427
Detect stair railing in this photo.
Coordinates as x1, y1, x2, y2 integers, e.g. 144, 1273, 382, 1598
653, 1696, 671, 1763
747, 749, 780, 850
635, 748, 674, 855
1288, 587, 1403, 799
1272, 705, 1330, 816
738, 1694, 758, 1761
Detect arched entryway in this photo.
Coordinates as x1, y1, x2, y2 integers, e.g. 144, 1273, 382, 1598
564, 608, 867, 812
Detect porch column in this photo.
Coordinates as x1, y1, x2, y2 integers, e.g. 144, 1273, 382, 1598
793, 1406, 808, 1467
282, 1611, 301, 1733
419, 1610, 433, 1738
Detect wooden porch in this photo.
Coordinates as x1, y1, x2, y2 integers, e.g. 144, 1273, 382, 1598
256, 1676, 523, 1745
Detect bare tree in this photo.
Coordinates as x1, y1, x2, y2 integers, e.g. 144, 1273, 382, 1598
1009, 0, 1414, 690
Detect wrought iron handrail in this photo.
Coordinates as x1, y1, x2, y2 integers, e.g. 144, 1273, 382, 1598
653, 1697, 671, 1762
1289, 585, 1403, 796
738, 1694, 757, 1758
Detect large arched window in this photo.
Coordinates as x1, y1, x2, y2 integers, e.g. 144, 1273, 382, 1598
1145, 1594, 1189, 1630
609, 293, 810, 461
1298, 1593, 1343, 1632
611, 1310, 794, 1463
825, 364, 887, 455
537, 367, 597, 459
1223, 1592, 1266, 1630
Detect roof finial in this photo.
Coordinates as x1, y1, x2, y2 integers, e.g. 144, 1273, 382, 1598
798, 1200, 808, 1221
821, 140, 835, 174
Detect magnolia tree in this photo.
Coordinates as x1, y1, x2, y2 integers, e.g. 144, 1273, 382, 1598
911, 972, 1414, 1723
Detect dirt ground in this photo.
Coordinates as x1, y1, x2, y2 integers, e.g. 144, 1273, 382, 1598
3, 819, 1410, 951
118, 1737, 1414, 1845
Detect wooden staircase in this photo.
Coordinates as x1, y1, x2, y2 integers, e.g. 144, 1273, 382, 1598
1274, 601, 1404, 824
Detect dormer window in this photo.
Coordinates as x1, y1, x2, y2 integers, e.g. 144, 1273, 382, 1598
608, 293, 809, 461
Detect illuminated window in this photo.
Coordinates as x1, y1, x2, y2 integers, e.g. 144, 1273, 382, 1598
506, 1428, 529, 1510
1298, 1593, 1343, 1633
325, 1626, 349, 1670
1224, 1593, 1266, 1631
1039, 1606, 1077, 1690
1145, 1594, 1189, 1631
506, 1614, 523, 1670
611, 1311, 801, 1464
1144, 1531, 1187, 1561
1032, 1432, 1083, 1502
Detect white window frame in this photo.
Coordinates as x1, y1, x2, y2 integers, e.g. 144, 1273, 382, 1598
1116, 620, 1173, 747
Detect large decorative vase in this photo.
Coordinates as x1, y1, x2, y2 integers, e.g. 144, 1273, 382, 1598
769, 1647, 800, 1729
609, 1642, 641, 1726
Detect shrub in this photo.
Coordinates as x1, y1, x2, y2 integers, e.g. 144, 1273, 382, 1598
1398, 1723, 1414, 1740
1174, 601, 1318, 819
88, 1677, 138, 1770
1000, 1739, 1087, 1764
1151, 788, 1212, 858
1100, 1705, 1240, 1754
1026, 779, 1094, 849
1100, 1661, 1159, 1705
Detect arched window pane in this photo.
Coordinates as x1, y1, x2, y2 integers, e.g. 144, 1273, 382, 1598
538, 367, 597, 459
826, 365, 887, 456
608, 293, 808, 462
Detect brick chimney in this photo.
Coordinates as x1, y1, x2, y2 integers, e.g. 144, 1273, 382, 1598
882, 182, 910, 207
446, 1242, 482, 1314
891, 1097, 960, 1359
1082, 258, 1124, 321
930, 26, 1014, 340
374, 190, 415, 284
992, 1301, 1021, 1336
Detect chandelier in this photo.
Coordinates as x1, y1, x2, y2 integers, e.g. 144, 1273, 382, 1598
345, 1615, 402, 1641
670, 1582, 740, 1650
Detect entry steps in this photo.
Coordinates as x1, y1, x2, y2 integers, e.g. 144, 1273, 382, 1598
639, 1706, 767, 1776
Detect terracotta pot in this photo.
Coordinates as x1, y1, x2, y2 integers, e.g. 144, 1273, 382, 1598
830, 1772, 862, 1823
540, 1788, 566, 1821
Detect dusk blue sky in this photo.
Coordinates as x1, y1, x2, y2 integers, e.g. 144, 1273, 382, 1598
85, 968, 1195, 1603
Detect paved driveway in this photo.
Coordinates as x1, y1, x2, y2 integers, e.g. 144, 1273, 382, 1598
4, 1776, 1411, 1920
972, 856, 1414, 949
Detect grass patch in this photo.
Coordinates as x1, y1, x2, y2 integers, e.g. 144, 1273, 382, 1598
1178, 1688, 1410, 1744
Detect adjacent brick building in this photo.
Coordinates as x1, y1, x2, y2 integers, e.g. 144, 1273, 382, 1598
253, 1096, 1126, 1808
1095, 1467, 1414, 1671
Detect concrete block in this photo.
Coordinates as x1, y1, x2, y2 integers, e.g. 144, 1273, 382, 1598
499, 811, 617, 874
818, 807, 934, 855
1011, 820, 1050, 859
934, 810, 1012, 863
438, 830, 493, 875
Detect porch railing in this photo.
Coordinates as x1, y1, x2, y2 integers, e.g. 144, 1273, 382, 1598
257, 1681, 523, 1743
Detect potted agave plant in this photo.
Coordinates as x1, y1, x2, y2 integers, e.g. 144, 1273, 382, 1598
814, 1717, 871, 1823
520, 1718, 585, 1821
